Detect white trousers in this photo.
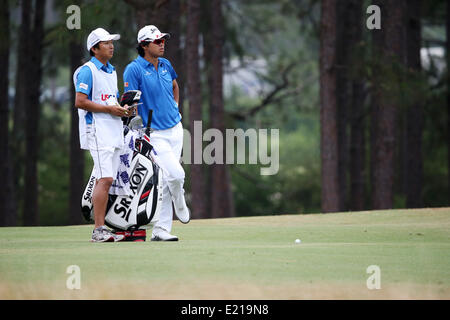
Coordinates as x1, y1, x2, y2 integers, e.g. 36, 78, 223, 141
150, 122, 185, 232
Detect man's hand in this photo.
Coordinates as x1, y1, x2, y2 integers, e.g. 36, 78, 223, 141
75, 92, 131, 117
127, 104, 137, 116
108, 104, 132, 117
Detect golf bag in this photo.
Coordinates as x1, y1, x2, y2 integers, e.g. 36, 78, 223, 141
81, 97, 163, 238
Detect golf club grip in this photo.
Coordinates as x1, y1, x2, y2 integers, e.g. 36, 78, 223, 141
146, 109, 153, 135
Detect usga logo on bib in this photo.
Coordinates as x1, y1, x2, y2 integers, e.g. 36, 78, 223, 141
101, 94, 115, 101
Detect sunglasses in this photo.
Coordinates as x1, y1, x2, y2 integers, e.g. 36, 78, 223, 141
151, 39, 165, 45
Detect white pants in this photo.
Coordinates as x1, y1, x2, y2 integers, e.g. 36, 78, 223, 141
150, 122, 185, 232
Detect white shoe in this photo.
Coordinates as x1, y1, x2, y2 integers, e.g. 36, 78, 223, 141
91, 226, 125, 243
172, 191, 191, 224
151, 227, 179, 241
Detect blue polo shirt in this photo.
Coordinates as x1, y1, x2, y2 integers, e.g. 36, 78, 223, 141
75, 57, 119, 124
123, 56, 181, 129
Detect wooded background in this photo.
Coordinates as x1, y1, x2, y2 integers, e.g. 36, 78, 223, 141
0, 0, 448, 226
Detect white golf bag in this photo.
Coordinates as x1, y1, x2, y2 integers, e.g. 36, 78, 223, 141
81, 111, 163, 232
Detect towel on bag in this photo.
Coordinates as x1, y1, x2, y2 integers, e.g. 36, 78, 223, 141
109, 128, 138, 196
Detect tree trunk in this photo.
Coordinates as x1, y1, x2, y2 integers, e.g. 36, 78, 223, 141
447, 0, 450, 206
166, 0, 185, 117
209, 0, 235, 218
123, 0, 170, 29
372, 0, 405, 209
187, 0, 207, 219
201, 0, 213, 216
320, 0, 340, 213
405, 0, 423, 208
336, 0, 350, 211
13, 0, 32, 221
348, 0, 365, 211
370, 1, 384, 211
0, 0, 16, 226
24, 0, 46, 226
69, 39, 85, 225
123, 0, 172, 33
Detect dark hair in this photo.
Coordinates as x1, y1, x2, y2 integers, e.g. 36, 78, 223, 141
136, 41, 150, 57
89, 43, 100, 57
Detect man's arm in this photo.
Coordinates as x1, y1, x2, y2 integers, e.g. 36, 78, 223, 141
75, 92, 129, 117
172, 79, 179, 105
75, 65, 129, 117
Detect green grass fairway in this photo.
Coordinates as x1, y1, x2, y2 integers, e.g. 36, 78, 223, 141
1, 208, 449, 299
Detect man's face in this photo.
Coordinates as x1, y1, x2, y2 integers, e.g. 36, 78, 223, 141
146, 38, 165, 57
93, 40, 114, 60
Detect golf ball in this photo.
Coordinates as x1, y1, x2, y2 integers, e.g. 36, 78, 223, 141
295, 239, 301, 244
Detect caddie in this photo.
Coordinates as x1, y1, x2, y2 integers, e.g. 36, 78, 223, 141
74, 27, 133, 242
123, 25, 190, 241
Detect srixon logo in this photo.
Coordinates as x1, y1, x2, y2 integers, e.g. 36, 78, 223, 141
113, 161, 148, 222
83, 175, 96, 204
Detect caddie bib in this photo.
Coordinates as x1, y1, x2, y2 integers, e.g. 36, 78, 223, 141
73, 61, 123, 150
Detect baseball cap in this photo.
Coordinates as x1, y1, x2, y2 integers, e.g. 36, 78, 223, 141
137, 25, 170, 43
87, 28, 120, 51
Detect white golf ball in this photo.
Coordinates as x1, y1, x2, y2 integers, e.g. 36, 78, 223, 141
295, 239, 301, 244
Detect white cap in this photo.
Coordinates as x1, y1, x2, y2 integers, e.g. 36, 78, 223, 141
137, 25, 170, 43
87, 28, 120, 51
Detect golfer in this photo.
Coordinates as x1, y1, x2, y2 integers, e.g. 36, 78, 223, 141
74, 28, 132, 242
123, 25, 190, 241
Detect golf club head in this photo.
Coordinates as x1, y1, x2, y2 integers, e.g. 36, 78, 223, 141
129, 115, 144, 130
120, 90, 142, 107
